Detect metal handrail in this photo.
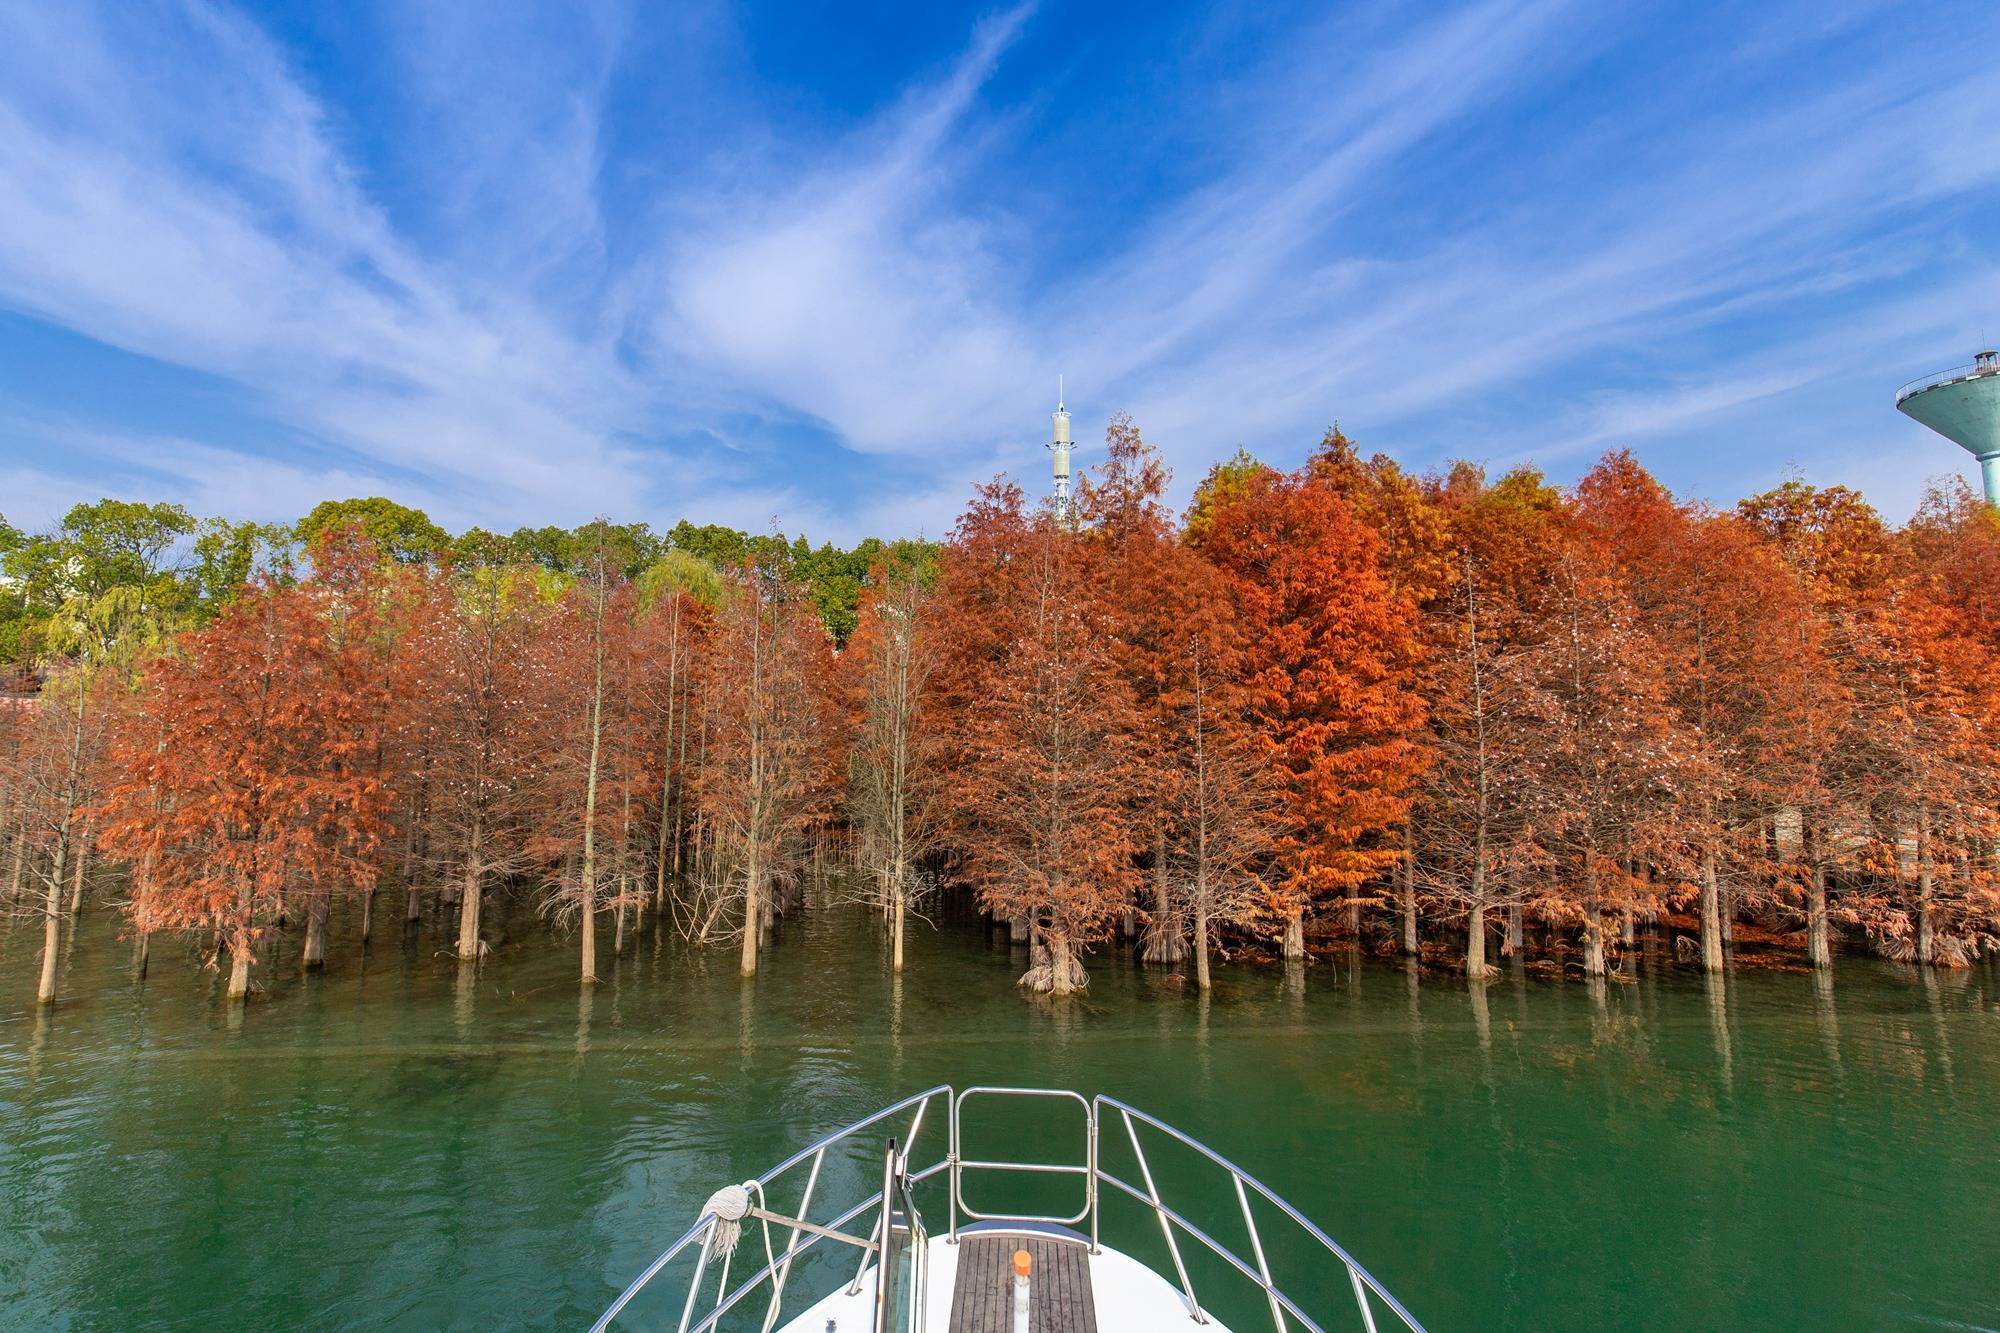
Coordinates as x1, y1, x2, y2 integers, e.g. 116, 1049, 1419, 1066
591, 1085, 953, 1333
1096, 1095, 1426, 1333
1897, 361, 2000, 402
950, 1086, 1096, 1233
592, 1085, 1426, 1333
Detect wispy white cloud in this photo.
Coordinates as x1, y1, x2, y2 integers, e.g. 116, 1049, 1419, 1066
0, 0, 1996, 541
0, 2, 651, 524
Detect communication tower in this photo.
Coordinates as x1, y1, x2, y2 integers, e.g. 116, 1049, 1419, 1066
1048, 378, 1073, 522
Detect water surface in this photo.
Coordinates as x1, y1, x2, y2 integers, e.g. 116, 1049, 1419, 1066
1, 898, 1996, 1331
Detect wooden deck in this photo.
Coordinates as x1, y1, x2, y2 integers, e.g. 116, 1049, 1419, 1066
946, 1234, 1098, 1333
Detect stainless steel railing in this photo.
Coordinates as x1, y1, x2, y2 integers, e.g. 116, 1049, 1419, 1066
1092, 1094, 1425, 1333
1896, 361, 2000, 403
591, 1085, 1426, 1333
589, 1085, 954, 1333
949, 1086, 1096, 1233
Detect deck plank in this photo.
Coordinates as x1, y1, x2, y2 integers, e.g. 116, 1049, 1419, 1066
947, 1235, 1096, 1333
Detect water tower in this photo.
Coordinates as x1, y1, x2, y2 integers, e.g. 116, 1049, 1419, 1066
1896, 348, 2000, 502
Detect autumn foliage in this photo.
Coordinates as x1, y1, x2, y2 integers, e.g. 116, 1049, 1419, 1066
5, 422, 1997, 1008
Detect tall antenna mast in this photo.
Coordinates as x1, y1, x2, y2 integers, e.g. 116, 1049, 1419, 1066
1048, 377, 1073, 524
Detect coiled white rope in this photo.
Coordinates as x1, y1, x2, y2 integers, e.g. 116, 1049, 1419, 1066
701, 1180, 776, 1306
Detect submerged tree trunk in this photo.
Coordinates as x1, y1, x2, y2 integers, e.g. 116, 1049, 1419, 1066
579, 551, 610, 988
1281, 907, 1305, 960
1806, 846, 1830, 969
1193, 899, 1212, 991
37, 826, 72, 1006
1140, 831, 1184, 964
1399, 825, 1418, 957
1503, 901, 1522, 958
1582, 906, 1607, 977
1699, 847, 1724, 973
227, 883, 254, 1001
1914, 822, 1935, 966
1466, 900, 1491, 979
37, 874, 61, 1006
302, 888, 329, 969
456, 861, 482, 962
891, 863, 907, 974
1021, 926, 1087, 995
739, 854, 761, 977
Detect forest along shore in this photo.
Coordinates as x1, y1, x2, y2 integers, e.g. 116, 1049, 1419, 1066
4, 419, 1998, 1009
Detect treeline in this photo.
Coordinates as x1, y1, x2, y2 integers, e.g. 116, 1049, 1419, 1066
4, 421, 1999, 1006
0, 495, 914, 663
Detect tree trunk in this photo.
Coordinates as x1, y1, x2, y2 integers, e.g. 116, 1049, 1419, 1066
456, 863, 482, 962
1807, 860, 1830, 970
891, 872, 906, 973
1504, 902, 1523, 958
67, 820, 91, 915
302, 889, 328, 969
1140, 833, 1185, 964
37, 837, 68, 1006
1399, 820, 1418, 956
133, 929, 150, 979
37, 883, 61, 1006
1466, 900, 1492, 979
1021, 927, 1087, 995
1007, 911, 1029, 944
227, 942, 252, 1000
739, 860, 761, 976
1193, 899, 1212, 991
359, 888, 374, 945
1699, 848, 1724, 973
1281, 908, 1305, 960
1582, 907, 1606, 977
1914, 823, 1935, 966
405, 886, 422, 924
579, 562, 607, 987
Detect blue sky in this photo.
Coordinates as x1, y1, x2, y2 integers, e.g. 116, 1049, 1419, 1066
1, 1, 1997, 543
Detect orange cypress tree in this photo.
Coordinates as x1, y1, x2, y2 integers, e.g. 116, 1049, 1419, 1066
98, 533, 393, 1001
1416, 463, 1569, 975
1190, 459, 1425, 957
698, 562, 839, 976
403, 563, 555, 963
842, 547, 944, 973
1077, 416, 1185, 962
1517, 533, 1690, 977
1576, 453, 1806, 970
936, 485, 1143, 994
1739, 481, 1892, 967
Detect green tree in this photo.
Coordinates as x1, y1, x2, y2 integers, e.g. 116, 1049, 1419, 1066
187, 518, 293, 621
297, 497, 449, 565
638, 549, 725, 608
3, 500, 196, 659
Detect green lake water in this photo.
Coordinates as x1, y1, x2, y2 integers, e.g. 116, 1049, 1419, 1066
1, 895, 1997, 1332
